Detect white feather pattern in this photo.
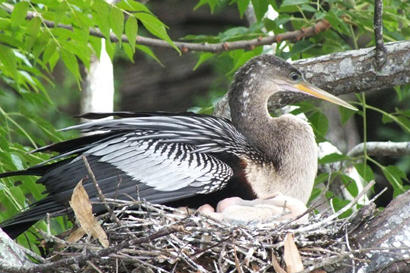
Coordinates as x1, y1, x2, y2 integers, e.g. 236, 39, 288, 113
86, 132, 233, 193
64, 114, 262, 159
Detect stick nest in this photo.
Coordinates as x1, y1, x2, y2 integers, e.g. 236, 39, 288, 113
40, 198, 361, 273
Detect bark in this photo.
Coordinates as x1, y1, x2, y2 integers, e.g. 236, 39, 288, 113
348, 141, 410, 157
334, 190, 410, 273
0, 229, 36, 273
214, 41, 410, 118
294, 41, 409, 96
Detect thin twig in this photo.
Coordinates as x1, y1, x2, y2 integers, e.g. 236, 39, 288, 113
23, 225, 182, 273
82, 155, 121, 227
86, 260, 104, 273
294, 180, 375, 233
373, 0, 386, 70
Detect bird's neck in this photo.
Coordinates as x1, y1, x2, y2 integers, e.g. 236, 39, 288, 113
229, 83, 318, 203
229, 82, 279, 160
236, 112, 318, 203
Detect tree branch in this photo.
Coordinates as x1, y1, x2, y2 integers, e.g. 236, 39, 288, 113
214, 41, 410, 118
293, 41, 410, 96
348, 141, 410, 157
374, 0, 387, 70
334, 190, 410, 273
0, 3, 330, 54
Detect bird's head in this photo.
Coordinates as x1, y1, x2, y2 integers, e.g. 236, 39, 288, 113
230, 55, 357, 111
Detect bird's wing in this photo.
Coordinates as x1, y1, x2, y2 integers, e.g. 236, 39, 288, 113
38, 131, 234, 206
62, 113, 262, 158
24, 113, 264, 206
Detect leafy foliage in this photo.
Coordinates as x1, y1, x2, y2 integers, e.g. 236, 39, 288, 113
0, 0, 176, 91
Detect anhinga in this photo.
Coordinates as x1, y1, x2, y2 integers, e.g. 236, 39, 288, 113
0, 55, 355, 238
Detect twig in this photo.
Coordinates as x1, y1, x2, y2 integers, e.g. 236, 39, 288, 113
2, 194, 406, 273
22, 225, 181, 273
374, 0, 387, 70
294, 180, 375, 233
86, 260, 104, 273
1, 2, 330, 53
348, 141, 410, 157
109, 253, 170, 273
82, 155, 122, 228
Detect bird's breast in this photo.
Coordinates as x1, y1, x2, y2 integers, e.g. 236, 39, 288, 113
241, 115, 318, 204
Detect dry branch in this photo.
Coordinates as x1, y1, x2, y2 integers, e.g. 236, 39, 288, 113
348, 141, 410, 157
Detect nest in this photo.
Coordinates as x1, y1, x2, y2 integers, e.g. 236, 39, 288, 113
33, 197, 365, 273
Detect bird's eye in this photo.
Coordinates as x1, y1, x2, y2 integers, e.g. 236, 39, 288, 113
289, 72, 301, 81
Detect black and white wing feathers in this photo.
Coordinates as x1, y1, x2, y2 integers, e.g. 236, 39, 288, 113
40, 112, 264, 205
63, 113, 262, 158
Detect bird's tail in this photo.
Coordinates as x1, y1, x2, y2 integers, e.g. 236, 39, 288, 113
0, 157, 75, 179
0, 196, 66, 239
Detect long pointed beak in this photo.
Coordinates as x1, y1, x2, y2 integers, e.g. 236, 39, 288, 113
294, 82, 357, 111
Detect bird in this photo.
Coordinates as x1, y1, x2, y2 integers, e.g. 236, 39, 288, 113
0, 55, 356, 238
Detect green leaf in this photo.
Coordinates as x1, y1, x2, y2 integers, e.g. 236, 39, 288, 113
26, 17, 41, 37
331, 197, 352, 218
194, 0, 219, 13
117, 0, 152, 13
62, 40, 91, 71
10, 153, 23, 170
11, 1, 29, 28
122, 43, 134, 62
381, 113, 394, 124
135, 13, 180, 53
308, 187, 322, 203
92, 1, 111, 40
354, 162, 374, 182
281, 0, 310, 6
397, 116, 410, 132
288, 40, 315, 57
325, 10, 350, 35
43, 39, 57, 63
104, 39, 116, 60
60, 49, 80, 80
382, 165, 406, 197
301, 4, 316, 12
89, 36, 102, 58
237, 0, 251, 17
193, 52, 214, 70
125, 16, 138, 52
228, 48, 263, 74
319, 153, 348, 164
110, 7, 124, 41
314, 172, 329, 186
251, 0, 269, 21
24, 17, 41, 50
0, 45, 18, 79
0, 18, 11, 29
135, 45, 163, 65
340, 174, 359, 197
339, 106, 356, 125
309, 111, 328, 138
48, 50, 59, 71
